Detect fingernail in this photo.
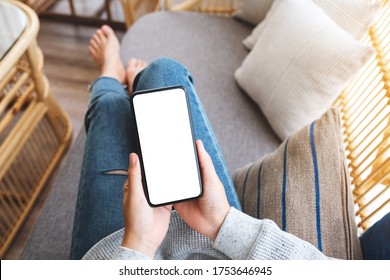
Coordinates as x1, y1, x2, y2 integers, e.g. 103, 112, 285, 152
130, 153, 137, 166
198, 140, 205, 150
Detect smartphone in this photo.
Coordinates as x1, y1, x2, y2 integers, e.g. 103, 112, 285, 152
131, 86, 203, 207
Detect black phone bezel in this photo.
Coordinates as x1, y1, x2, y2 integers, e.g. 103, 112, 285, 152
130, 85, 203, 207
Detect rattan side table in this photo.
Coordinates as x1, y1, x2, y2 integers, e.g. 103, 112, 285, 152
0, 0, 72, 257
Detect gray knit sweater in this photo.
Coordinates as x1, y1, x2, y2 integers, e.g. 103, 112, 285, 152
83, 207, 329, 260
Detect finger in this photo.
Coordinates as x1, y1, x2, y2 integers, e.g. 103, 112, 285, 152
196, 140, 219, 183
128, 153, 143, 195
123, 179, 129, 192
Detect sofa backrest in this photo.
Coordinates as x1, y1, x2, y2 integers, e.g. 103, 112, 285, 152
170, 0, 390, 234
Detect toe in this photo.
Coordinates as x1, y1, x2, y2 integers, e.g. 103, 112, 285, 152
101, 25, 114, 36
128, 58, 137, 68
88, 46, 98, 60
88, 45, 94, 55
96, 29, 106, 43
92, 33, 101, 45
140, 60, 148, 68
90, 38, 99, 50
136, 59, 145, 68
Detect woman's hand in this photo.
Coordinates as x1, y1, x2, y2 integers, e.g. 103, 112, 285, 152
174, 140, 230, 241
121, 153, 172, 258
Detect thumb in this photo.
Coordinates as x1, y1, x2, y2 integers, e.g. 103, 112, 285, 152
196, 140, 219, 184
128, 153, 143, 194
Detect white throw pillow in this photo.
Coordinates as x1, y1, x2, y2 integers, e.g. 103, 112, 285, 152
234, 0, 375, 140
235, 0, 380, 48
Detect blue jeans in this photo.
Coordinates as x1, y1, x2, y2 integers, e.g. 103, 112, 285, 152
70, 58, 241, 260
360, 212, 390, 260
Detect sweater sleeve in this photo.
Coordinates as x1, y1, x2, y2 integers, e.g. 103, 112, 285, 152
112, 246, 152, 260
81, 228, 154, 260
213, 207, 330, 260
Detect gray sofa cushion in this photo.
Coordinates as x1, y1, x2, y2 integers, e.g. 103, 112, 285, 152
21, 11, 280, 259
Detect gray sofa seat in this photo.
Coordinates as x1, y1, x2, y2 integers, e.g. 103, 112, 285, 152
21, 11, 280, 259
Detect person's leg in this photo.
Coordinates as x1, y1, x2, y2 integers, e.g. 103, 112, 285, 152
72, 50, 241, 257
360, 212, 390, 260
70, 77, 133, 260
132, 58, 242, 210
70, 26, 146, 259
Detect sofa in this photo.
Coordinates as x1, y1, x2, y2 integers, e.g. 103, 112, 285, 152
21, 11, 281, 259
20, 0, 388, 259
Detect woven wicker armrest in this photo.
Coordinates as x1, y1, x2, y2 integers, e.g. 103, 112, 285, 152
166, 0, 237, 15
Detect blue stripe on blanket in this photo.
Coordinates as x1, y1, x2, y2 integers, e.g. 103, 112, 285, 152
310, 122, 323, 251
282, 140, 289, 231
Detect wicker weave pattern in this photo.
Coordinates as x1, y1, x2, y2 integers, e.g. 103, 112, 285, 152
20, 0, 55, 13
166, 0, 238, 15
121, 0, 160, 28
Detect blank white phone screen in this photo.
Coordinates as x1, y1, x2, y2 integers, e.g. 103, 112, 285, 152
132, 88, 202, 206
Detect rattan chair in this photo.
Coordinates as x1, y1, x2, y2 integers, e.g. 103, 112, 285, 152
121, 0, 160, 28
20, 0, 160, 29
19, 0, 55, 14
166, 0, 237, 15
0, 0, 72, 257
167, 0, 390, 233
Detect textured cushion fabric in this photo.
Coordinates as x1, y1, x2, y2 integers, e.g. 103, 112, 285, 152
20, 129, 86, 259
120, 12, 281, 173
232, 109, 362, 259
234, 0, 375, 140
236, 0, 380, 46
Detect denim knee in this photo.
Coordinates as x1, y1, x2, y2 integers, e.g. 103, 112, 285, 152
133, 57, 194, 91
90, 92, 129, 114
85, 92, 131, 131
149, 57, 187, 73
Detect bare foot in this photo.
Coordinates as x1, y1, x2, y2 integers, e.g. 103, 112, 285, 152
126, 58, 148, 94
89, 25, 126, 84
